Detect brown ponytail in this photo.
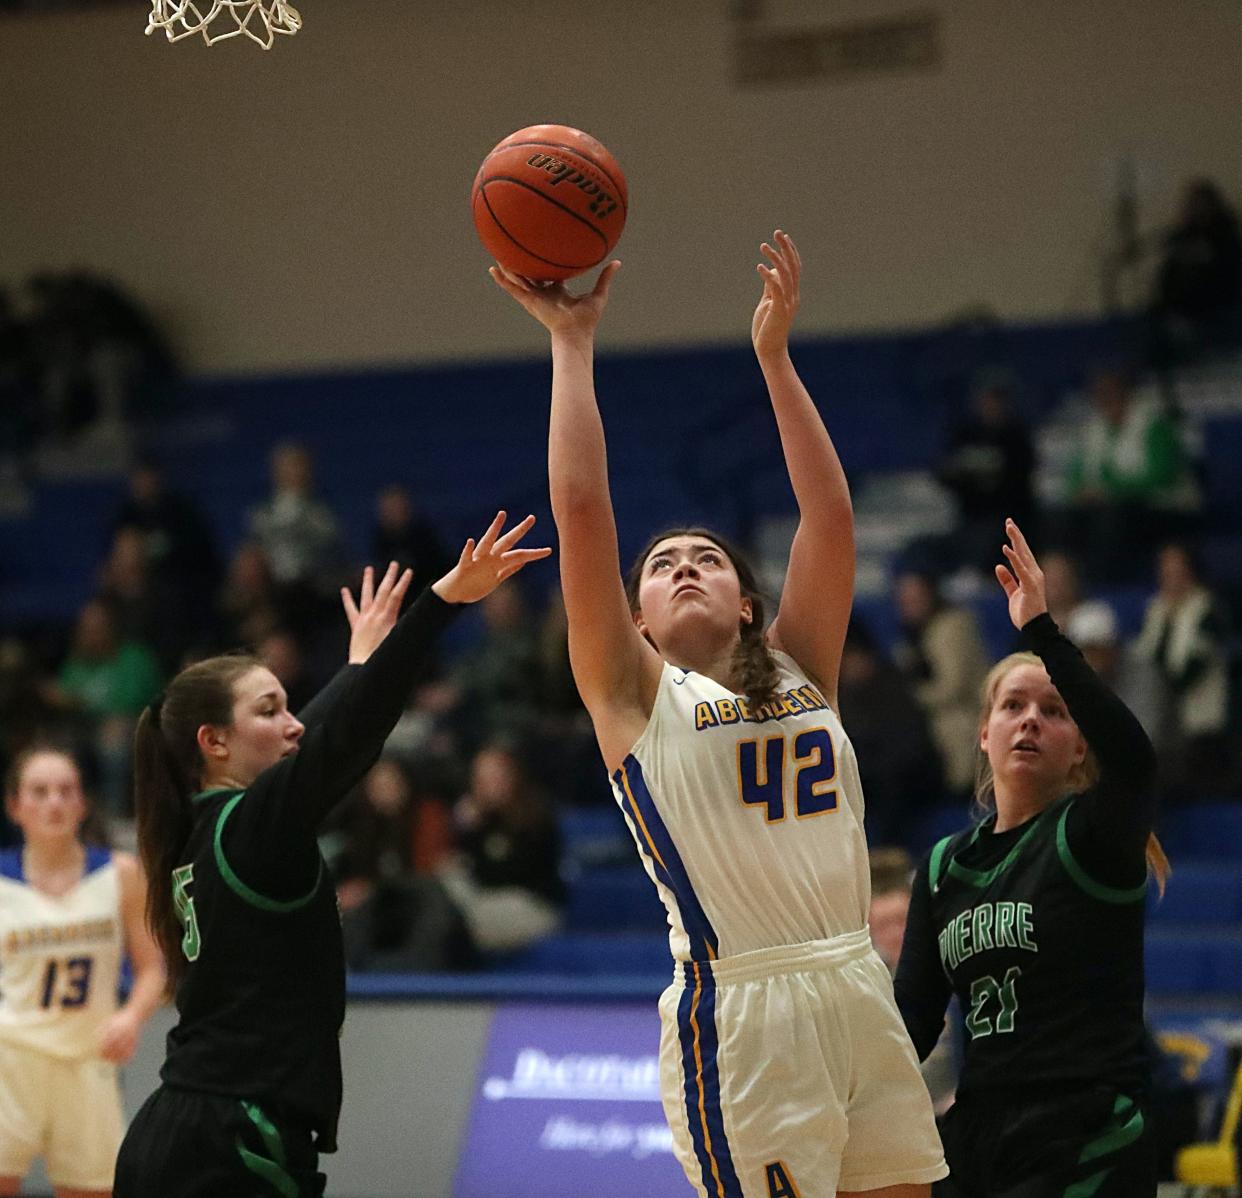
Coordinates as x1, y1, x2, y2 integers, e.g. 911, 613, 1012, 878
625, 526, 781, 711
133, 654, 260, 993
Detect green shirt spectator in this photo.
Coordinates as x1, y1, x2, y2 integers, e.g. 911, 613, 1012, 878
58, 598, 163, 718
1065, 371, 1197, 511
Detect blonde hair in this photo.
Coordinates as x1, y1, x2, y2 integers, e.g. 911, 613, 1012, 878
975, 652, 1169, 895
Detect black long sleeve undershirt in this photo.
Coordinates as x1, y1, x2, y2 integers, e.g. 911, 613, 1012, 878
1021, 612, 1157, 882
894, 854, 953, 1062
894, 613, 1158, 1062
222, 587, 461, 896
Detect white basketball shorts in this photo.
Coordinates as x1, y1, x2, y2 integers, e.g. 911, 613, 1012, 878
658, 928, 947, 1197
0, 1038, 124, 1189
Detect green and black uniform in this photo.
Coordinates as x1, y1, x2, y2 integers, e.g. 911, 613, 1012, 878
895, 614, 1158, 1198
115, 588, 460, 1198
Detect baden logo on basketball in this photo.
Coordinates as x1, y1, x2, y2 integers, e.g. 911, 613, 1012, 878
526, 154, 621, 219
471, 123, 628, 282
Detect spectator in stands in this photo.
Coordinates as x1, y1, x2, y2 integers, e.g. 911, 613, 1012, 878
26, 271, 175, 441
0, 638, 61, 796
868, 846, 916, 973
534, 591, 610, 807
372, 483, 451, 599
0, 288, 36, 492
1064, 603, 1162, 737
869, 848, 957, 1113
50, 597, 162, 814
838, 619, 944, 846
1038, 551, 1163, 734
217, 542, 284, 650
1151, 178, 1242, 369
330, 757, 469, 971
446, 580, 542, 754
256, 628, 318, 714
248, 440, 344, 602
1041, 551, 1110, 636
936, 381, 1036, 576
1134, 542, 1232, 796
1060, 367, 1199, 582
113, 457, 221, 625
893, 570, 990, 796
439, 743, 564, 953
97, 526, 191, 672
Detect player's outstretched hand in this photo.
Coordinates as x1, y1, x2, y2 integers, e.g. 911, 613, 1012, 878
995, 518, 1049, 631
489, 260, 621, 340
98, 1009, 142, 1064
432, 511, 552, 605
342, 561, 415, 665
751, 229, 801, 361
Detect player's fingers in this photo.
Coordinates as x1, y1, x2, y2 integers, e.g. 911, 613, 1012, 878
500, 546, 554, 566
592, 260, 622, 299
476, 510, 507, 557
492, 263, 532, 292
488, 267, 520, 297
373, 560, 399, 602
389, 567, 414, 605
756, 264, 784, 300
777, 229, 802, 272
760, 242, 790, 281
497, 547, 553, 579
359, 565, 375, 610
1007, 518, 1040, 571
1001, 543, 1032, 582
486, 266, 521, 296
995, 563, 1018, 596
494, 513, 538, 551
458, 537, 476, 568
340, 586, 360, 627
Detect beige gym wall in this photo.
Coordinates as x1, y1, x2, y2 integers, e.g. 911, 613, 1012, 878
1, 0, 1239, 374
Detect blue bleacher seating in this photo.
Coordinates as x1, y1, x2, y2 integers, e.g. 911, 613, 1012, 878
488, 932, 671, 978
559, 807, 634, 872
1146, 930, 1242, 997
564, 868, 666, 933
1148, 865, 1242, 926
1146, 932, 1215, 995
1158, 803, 1242, 861
904, 800, 974, 857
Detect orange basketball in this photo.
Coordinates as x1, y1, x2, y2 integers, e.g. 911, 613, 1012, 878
471, 124, 628, 282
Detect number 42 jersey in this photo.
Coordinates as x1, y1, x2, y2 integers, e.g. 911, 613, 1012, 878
0, 847, 122, 1059
610, 652, 872, 963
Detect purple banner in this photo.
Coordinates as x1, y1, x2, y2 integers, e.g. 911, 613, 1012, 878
454, 1002, 691, 1198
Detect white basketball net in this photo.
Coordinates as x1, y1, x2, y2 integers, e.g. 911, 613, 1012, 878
146, 0, 302, 49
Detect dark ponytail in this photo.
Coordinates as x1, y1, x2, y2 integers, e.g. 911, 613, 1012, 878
133, 654, 260, 993
625, 526, 781, 711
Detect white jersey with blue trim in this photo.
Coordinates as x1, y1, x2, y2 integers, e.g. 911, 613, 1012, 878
0, 847, 122, 1059
610, 651, 871, 963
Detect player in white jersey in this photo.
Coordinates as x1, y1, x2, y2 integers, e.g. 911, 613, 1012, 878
492, 232, 947, 1197
0, 749, 164, 1197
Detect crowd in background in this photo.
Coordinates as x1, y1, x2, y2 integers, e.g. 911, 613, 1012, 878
1, 175, 1241, 973
0, 271, 176, 477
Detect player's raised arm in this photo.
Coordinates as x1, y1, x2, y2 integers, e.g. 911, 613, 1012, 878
263, 512, 552, 827
490, 262, 662, 767
755, 231, 855, 708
